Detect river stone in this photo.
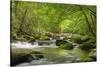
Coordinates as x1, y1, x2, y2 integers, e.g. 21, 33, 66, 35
11, 54, 34, 66
32, 54, 44, 60
79, 43, 96, 51
59, 43, 73, 50
89, 49, 96, 61
29, 58, 54, 65
56, 40, 68, 46
64, 56, 78, 63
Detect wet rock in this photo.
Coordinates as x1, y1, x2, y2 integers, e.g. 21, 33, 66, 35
29, 58, 54, 65
36, 54, 44, 59
74, 38, 82, 44
29, 39, 36, 45
79, 43, 96, 51
32, 54, 44, 60
56, 40, 74, 50
30, 51, 44, 60
56, 40, 68, 46
89, 49, 96, 61
25, 54, 34, 62
55, 56, 78, 63
31, 51, 43, 54
59, 43, 73, 50
11, 54, 34, 66
74, 58, 81, 62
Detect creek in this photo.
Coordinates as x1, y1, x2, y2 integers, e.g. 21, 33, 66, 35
11, 38, 93, 66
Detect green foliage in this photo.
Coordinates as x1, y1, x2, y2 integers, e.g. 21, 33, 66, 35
11, 1, 96, 42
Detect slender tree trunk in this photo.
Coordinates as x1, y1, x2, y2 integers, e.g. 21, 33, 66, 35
17, 8, 28, 35
79, 6, 95, 36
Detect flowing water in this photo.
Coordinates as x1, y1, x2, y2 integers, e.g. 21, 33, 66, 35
11, 39, 57, 48
11, 40, 92, 66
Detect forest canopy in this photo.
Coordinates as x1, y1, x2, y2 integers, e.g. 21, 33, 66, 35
11, 1, 96, 41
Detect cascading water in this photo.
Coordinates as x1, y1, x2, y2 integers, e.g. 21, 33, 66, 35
11, 41, 39, 48
11, 40, 58, 66
11, 39, 57, 48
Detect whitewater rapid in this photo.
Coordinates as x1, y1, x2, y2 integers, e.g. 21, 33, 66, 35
11, 41, 58, 48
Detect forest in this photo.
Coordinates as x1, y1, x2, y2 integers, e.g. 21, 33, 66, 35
11, 0, 96, 66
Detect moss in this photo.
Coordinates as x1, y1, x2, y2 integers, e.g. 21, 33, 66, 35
81, 35, 96, 44
59, 43, 73, 50
79, 43, 96, 51
40, 35, 50, 40
56, 40, 68, 46
40, 47, 71, 61
89, 48, 96, 61
23, 35, 34, 41
72, 47, 93, 62
81, 35, 91, 42
69, 34, 83, 44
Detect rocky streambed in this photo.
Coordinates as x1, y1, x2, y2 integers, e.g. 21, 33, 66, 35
11, 45, 96, 67
11, 35, 96, 67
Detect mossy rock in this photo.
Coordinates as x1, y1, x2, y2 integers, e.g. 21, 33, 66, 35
56, 40, 68, 46
22, 35, 34, 41
45, 32, 53, 37
40, 35, 50, 40
30, 51, 43, 54
33, 34, 41, 39
11, 49, 33, 66
81, 36, 91, 42
89, 49, 96, 61
12, 33, 17, 40
11, 33, 18, 42
69, 34, 83, 44
59, 43, 73, 50
33, 54, 44, 59
81, 35, 96, 43
74, 38, 83, 44
11, 48, 44, 66
79, 43, 96, 51
70, 34, 96, 44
